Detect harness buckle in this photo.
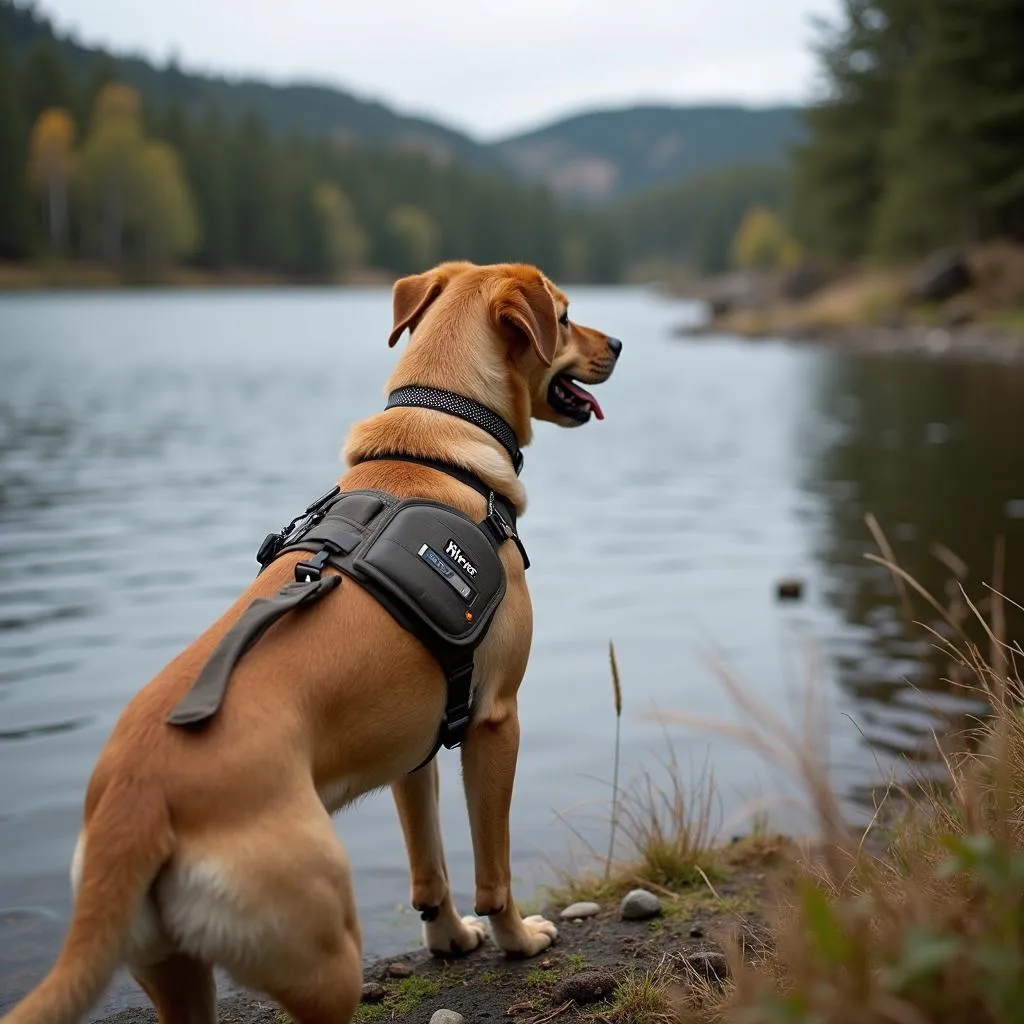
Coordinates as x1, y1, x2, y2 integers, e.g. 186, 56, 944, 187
294, 548, 332, 583
484, 494, 531, 571
257, 532, 284, 568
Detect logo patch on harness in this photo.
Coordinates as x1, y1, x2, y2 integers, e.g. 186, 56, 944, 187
444, 539, 478, 577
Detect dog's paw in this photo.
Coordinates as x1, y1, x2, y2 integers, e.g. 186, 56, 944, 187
492, 914, 558, 958
426, 914, 486, 958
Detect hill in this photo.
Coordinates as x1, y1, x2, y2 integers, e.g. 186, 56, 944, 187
489, 105, 802, 202
3, 2, 800, 199
0, 0, 495, 170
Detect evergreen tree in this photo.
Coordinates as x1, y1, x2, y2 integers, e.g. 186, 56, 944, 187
873, 0, 1024, 255
791, 0, 923, 263
188, 106, 234, 267
0, 37, 32, 257
20, 38, 76, 126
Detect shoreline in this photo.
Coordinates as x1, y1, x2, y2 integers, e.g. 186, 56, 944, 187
85, 836, 782, 1024
0, 262, 396, 292
674, 308, 1024, 363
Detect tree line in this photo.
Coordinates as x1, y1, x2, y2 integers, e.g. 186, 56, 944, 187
0, 35, 625, 281
792, 0, 1024, 266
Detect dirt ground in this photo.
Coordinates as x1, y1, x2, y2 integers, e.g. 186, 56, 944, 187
94, 856, 775, 1024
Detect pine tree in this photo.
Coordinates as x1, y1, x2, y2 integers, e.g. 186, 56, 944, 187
792, 0, 923, 264
20, 38, 76, 126
0, 37, 33, 258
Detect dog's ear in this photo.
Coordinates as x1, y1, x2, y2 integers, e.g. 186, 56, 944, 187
388, 262, 473, 347
492, 276, 558, 367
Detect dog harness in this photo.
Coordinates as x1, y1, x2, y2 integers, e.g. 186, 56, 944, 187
167, 388, 529, 769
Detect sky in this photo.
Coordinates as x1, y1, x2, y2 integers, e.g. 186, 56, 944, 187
37, 0, 841, 140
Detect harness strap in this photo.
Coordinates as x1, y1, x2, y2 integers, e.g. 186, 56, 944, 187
409, 658, 473, 773
167, 574, 341, 727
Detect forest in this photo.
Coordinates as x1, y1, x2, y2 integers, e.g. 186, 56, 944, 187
1, 0, 1022, 284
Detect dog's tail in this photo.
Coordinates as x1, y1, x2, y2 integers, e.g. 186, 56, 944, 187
2, 777, 174, 1024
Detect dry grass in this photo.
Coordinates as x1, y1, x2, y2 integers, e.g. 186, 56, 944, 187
551, 744, 721, 905
715, 269, 907, 337
601, 962, 689, 1024
573, 523, 1024, 1024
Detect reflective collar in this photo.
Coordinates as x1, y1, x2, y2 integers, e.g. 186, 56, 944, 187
385, 385, 524, 476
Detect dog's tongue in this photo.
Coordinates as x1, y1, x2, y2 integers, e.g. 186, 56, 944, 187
562, 378, 605, 420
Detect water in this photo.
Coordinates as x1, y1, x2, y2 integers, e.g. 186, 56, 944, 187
2, 286, 1023, 1015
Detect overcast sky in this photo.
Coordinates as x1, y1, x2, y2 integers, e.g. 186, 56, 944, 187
37, 0, 840, 140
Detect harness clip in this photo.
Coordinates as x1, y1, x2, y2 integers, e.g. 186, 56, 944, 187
257, 532, 284, 568
294, 548, 333, 583
485, 494, 531, 571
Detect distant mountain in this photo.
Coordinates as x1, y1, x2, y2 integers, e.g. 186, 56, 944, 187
3, 1, 800, 200
0, 0, 496, 169
488, 105, 803, 202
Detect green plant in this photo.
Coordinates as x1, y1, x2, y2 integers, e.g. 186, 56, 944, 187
392, 976, 440, 1013
568, 952, 588, 972
526, 968, 557, 987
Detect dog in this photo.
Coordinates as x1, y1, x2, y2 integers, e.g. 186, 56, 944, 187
3, 261, 620, 1024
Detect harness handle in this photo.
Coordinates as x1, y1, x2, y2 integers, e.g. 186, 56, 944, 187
167, 573, 341, 728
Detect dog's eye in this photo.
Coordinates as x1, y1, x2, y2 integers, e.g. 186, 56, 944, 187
558, 310, 569, 327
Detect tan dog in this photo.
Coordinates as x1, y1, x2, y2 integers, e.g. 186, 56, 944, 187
4, 261, 620, 1024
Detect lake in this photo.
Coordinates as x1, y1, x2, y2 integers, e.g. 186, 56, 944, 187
2, 286, 1023, 1016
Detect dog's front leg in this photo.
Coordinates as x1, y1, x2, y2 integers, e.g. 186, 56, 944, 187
461, 699, 558, 957
391, 760, 486, 956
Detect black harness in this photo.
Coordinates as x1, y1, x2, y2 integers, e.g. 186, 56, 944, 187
166, 389, 529, 771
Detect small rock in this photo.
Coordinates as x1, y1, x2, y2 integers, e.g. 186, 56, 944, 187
430, 1012, 465, 1024
910, 249, 972, 303
361, 982, 386, 1003
540, 958, 556, 968
560, 901, 600, 920
689, 926, 704, 939
681, 950, 729, 987
551, 971, 617, 1005
619, 889, 662, 921
387, 961, 413, 978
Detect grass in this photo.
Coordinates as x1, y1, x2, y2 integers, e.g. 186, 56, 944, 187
557, 522, 1024, 1024
525, 968, 558, 987
352, 975, 442, 1022
601, 964, 684, 1024
568, 953, 589, 971
550, 738, 721, 906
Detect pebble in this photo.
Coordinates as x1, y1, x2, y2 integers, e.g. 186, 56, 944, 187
681, 950, 729, 987
361, 982, 386, 1003
560, 901, 600, 920
619, 888, 662, 921
430, 1011, 465, 1024
387, 961, 414, 978
551, 971, 617, 1005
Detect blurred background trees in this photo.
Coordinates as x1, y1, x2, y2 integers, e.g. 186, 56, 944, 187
0, 0, 1022, 282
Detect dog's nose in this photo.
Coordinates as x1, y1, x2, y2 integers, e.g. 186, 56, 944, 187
607, 337, 622, 360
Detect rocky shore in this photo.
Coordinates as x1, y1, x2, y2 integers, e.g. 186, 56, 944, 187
90, 839, 784, 1024
675, 315, 1024, 363
670, 244, 1024, 363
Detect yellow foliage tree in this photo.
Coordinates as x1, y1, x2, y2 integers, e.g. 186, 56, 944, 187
76, 83, 145, 263
731, 206, 802, 272
134, 141, 200, 268
27, 108, 75, 254
312, 181, 367, 278
386, 204, 440, 274
76, 83, 198, 270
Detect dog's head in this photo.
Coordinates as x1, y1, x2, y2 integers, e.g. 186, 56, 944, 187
387, 261, 620, 431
